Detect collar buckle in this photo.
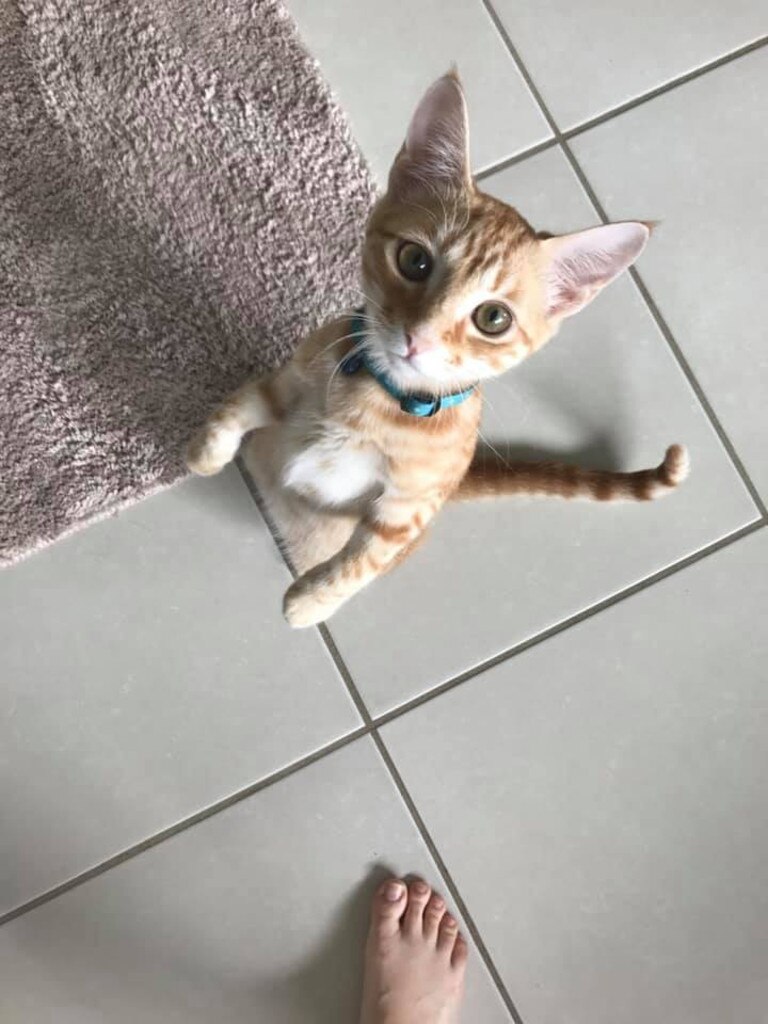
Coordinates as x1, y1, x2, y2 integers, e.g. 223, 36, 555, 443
400, 393, 442, 417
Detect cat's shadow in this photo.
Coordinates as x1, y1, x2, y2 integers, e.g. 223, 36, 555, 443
473, 432, 624, 469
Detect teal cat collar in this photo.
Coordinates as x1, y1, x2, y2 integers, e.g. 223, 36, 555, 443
340, 315, 475, 418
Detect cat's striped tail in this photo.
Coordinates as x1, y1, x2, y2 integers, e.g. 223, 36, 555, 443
453, 444, 689, 503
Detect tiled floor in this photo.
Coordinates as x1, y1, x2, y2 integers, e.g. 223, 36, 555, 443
1, 4, 766, 1022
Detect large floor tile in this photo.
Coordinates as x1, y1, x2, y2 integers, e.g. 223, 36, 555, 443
322, 147, 757, 714
286, 0, 549, 181
571, 49, 768, 501
492, 0, 766, 127
382, 526, 768, 1024
0, 738, 509, 1023
0, 466, 361, 914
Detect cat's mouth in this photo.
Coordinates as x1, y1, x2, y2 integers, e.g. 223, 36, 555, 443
386, 349, 445, 390
365, 321, 456, 389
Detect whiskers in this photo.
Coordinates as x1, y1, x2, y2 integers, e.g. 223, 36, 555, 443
308, 329, 357, 368
402, 171, 471, 236
325, 353, 347, 407
324, 323, 377, 406
474, 391, 514, 470
475, 424, 513, 471
402, 199, 440, 228
349, 286, 385, 317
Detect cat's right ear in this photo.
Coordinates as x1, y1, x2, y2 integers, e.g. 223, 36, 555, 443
387, 70, 471, 197
538, 222, 650, 321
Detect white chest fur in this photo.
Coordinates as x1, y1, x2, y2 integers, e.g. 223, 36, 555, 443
282, 427, 385, 508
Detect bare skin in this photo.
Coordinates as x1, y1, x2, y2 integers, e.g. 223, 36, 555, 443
360, 877, 468, 1024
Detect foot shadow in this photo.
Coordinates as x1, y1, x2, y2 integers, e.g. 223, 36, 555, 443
241, 863, 395, 1024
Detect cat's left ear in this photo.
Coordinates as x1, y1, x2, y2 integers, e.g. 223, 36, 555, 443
539, 222, 650, 320
388, 70, 471, 197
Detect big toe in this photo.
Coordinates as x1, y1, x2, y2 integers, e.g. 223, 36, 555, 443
371, 879, 408, 940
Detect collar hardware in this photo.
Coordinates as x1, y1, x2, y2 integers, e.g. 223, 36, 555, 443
340, 314, 475, 418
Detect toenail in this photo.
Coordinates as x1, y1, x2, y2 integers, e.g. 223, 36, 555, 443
443, 916, 457, 929
413, 881, 429, 895
383, 881, 403, 902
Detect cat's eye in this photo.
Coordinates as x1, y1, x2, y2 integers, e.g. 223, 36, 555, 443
472, 301, 513, 337
396, 241, 433, 283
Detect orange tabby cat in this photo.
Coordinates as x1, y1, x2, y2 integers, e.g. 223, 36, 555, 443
186, 71, 688, 627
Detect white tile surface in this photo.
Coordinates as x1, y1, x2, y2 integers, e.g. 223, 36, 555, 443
3, 7, 766, 1021
491, 0, 767, 127
322, 148, 757, 714
0, 467, 361, 914
0, 738, 510, 1023
287, 0, 550, 180
571, 49, 768, 501
382, 527, 768, 1024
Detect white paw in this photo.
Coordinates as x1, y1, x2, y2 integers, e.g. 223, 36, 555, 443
185, 425, 240, 476
283, 582, 335, 628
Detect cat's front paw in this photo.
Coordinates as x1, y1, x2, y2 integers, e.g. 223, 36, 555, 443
283, 580, 335, 629
185, 423, 240, 476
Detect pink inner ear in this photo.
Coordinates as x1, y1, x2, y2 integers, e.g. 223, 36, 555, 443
543, 222, 650, 318
389, 71, 470, 195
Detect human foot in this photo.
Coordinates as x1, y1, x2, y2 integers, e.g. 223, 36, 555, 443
360, 877, 467, 1024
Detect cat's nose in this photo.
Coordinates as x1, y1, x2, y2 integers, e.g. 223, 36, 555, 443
405, 331, 434, 358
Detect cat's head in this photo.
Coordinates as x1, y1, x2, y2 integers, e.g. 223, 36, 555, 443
361, 70, 650, 394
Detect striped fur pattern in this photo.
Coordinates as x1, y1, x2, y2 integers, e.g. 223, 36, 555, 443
186, 72, 689, 627
457, 444, 690, 502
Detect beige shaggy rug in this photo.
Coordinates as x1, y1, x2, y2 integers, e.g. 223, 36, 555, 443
0, 0, 375, 565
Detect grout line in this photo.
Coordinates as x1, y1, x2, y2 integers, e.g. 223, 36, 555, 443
481, 0, 768, 517
153, 25, 768, 1002
236, 455, 300, 579
0, 726, 369, 929
235, 458, 376, 729
236, 453, 762, 733
236, 459, 522, 1020
371, 729, 525, 1024
6, 23, 765, 962
555, 146, 768, 519
318, 622, 375, 727
475, 137, 557, 182
563, 34, 768, 141
479, 0, 584, 137
0, 451, 381, 930
625, 269, 768, 518
234, 465, 763, 1022
475, 19, 768, 183
7, 478, 761, 942
373, 518, 766, 731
